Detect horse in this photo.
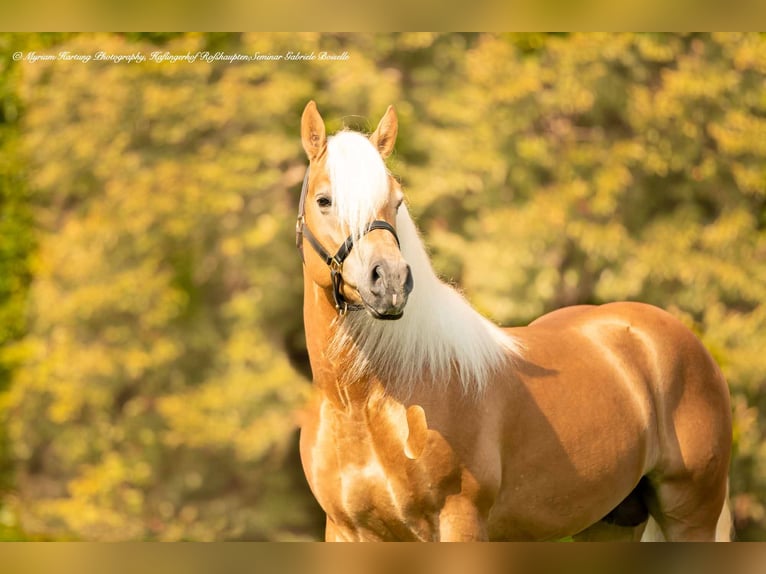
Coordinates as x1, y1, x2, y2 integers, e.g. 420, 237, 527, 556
295, 100, 733, 541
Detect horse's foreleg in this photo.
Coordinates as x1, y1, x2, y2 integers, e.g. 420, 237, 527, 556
438, 494, 488, 541
324, 515, 344, 542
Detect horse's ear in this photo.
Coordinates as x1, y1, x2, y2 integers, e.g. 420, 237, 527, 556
370, 105, 398, 159
301, 100, 326, 161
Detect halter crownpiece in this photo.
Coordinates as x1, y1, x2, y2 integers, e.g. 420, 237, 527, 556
296, 166, 401, 315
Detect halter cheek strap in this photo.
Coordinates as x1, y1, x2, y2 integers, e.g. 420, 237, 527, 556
295, 167, 400, 315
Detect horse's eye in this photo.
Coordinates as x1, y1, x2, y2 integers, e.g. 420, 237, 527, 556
317, 196, 332, 209
396, 198, 403, 210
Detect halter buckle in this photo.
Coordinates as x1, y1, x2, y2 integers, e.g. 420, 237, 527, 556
330, 267, 348, 315
329, 258, 343, 273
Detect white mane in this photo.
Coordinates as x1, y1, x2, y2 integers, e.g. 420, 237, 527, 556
325, 131, 522, 399
326, 131, 390, 239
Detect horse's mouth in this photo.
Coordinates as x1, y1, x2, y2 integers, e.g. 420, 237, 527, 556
365, 306, 405, 321
359, 294, 406, 320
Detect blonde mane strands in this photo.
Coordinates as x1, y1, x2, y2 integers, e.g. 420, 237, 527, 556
325, 132, 522, 398
325, 131, 390, 240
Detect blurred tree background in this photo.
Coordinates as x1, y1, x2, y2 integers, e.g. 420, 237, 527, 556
0, 32, 764, 540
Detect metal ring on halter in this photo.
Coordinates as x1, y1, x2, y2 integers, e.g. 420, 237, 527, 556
295, 166, 401, 314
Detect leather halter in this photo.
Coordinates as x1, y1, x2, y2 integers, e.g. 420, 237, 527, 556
296, 167, 401, 315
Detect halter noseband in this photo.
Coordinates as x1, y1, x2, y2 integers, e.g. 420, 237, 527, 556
296, 167, 401, 315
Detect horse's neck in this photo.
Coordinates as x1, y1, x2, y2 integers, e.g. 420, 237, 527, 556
303, 279, 382, 408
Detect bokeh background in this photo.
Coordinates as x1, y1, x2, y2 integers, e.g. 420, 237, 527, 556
0, 32, 764, 541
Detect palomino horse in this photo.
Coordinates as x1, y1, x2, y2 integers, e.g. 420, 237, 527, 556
296, 101, 732, 541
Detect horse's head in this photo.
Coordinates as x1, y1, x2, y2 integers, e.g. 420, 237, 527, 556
298, 101, 413, 320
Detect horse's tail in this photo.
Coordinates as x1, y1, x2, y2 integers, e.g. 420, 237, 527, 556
640, 516, 664, 542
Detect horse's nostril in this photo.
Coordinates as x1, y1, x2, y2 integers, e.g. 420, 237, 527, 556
371, 264, 383, 286
404, 265, 414, 295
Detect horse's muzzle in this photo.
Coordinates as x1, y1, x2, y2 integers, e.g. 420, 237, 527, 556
360, 259, 413, 320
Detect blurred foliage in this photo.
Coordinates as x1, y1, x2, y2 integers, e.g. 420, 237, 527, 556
0, 32, 765, 540
0, 33, 37, 540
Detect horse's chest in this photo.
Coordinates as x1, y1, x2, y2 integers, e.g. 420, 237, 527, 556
304, 401, 459, 541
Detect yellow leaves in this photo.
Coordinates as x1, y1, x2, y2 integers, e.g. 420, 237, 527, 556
709, 111, 766, 158
68, 454, 130, 499
701, 209, 756, 252
14, 452, 151, 540
36, 454, 148, 540
634, 34, 679, 63
532, 267, 559, 302
243, 213, 280, 250
593, 164, 632, 216
467, 37, 542, 105
516, 136, 553, 168
726, 32, 766, 74
157, 356, 308, 462
732, 395, 762, 464
566, 220, 631, 262
731, 163, 766, 197
719, 307, 766, 394
396, 33, 437, 51
663, 63, 738, 103
34, 497, 143, 541
47, 377, 88, 424
7, 31, 766, 541
156, 323, 309, 464
548, 75, 596, 116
